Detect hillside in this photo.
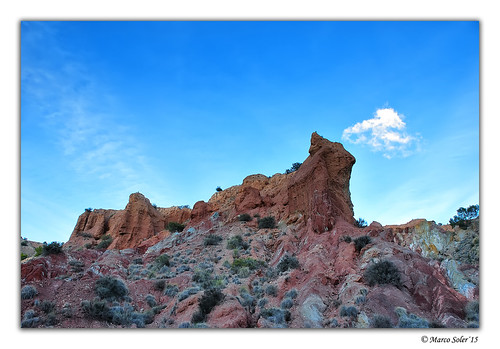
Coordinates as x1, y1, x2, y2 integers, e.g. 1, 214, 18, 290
20, 132, 479, 328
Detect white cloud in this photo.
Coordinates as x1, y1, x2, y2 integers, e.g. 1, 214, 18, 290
342, 108, 419, 158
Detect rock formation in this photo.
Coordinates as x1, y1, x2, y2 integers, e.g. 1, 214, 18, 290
66, 193, 192, 251
21, 132, 479, 329
193, 132, 356, 233
288, 132, 356, 231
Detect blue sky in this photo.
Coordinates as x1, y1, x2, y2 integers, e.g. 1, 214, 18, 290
21, 21, 479, 243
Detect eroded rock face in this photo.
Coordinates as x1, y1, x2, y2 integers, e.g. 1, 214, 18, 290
105, 193, 165, 250
385, 219, 453, 259
67, 209, 118, 244
383, 218, 479, 300
287, 132, 356, 232
66, 193, 192, 251
198, 132, 356, 233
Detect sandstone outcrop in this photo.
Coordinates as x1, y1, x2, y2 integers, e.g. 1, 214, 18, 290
193, 132, 356, 233
288, 132, 356, 231
66, 193, 191, 250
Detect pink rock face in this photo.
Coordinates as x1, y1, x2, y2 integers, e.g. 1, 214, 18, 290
199, 132, 356, 233
21, 257, 50, 283
106, 193, 166, 250
287, 132, 356, 232
66, 209, 118, 247
190, 200, 215, 224
208, 299, 249, 328
234, 186, 263, 212
21, 253, 70, 283
66, 193, 192, 251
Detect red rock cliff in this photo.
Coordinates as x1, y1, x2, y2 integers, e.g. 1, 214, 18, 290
66, 193, 191, 250
287, 132, 356, 231
201, 132, 356, 233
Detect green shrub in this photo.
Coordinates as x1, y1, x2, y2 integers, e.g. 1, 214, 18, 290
191, 310, 205, 324
353, 235, 371, 253
395, 307, 429, 328
177, 287, 200, 302
21, 253, 28, 261
167, 222, 185, 232
78, 232, 93, 238
280, 297, 294, 309
203, 234, 223, 246
340, 306, 358, 319
21, 309, 40, 328
81, 298, 113, 322
34, 246, 43, 257
238, 213, 252, 222
354, 218, 368, 228
239, 288, 255, 310
276, 254, 299, 273
145, 294, 157, 308
258, 298, 269, 308
21, 285, 38, 300
154, 254, 170, 268
227, 235, 249, 250
258, 216, 276, 229
449, 204, 479, 229
61, 303, 73, 318
265, 285, 278, 297
164, 284, 179, 297
94, 276, 129, 301
259, 307, 290, 327
115, 305, 156, 328
109, 303, 139, 327
192, 268, 224, 289
285, 162, 302, 174
96, 235, 113, 249
69, 260, 85, 272
42, 241, 64, 255
191, 288, 225, 323
231, 257, 266, 273
154, 279, 166, 292
232, 249, 240, 258
371, 315, 393, 328
355, 295, 367, 304
465, 300, 479, 323
364, 260, 402, 287
44, 312, 58, 327
238, 266, 251, 278
285, 288, 298, 299
39, 300, 56, 314
177, 264, 191, 274
82, 299, 156, 327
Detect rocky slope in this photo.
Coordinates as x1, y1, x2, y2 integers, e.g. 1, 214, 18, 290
20, 132, 479, 328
